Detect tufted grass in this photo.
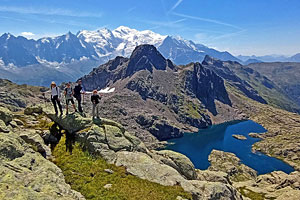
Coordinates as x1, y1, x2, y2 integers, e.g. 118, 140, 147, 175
52, 136, 192, 200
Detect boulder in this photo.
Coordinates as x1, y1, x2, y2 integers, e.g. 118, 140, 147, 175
196, 169, 231, 184
180, 180, 243, 200
76, 123, 146, 163
0, 119, 9, 133
45, 112, 92, 133
0, 132, 26, 160
208, 150, 257, 182
9, 120, 18, 128
257, 171, 300, 190
115, 151, 186, 186
24, 105, 43, 115
0, 106, 13, 124
154, 150, 197, 180
0, 131, 85, 200
233, 171, 300, 200
105, 125, 133, 151
13, 118, 25, 126
18, 129, 52, 158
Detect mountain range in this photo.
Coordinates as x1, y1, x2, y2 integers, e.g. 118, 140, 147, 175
78, 44, 300, 147
237, 53, 300, 63
0, 26, 257, 86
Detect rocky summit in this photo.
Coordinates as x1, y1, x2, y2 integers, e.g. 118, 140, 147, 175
80, 45, 248, 147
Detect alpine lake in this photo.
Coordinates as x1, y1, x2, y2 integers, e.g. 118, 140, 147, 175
166, 120, 294, 175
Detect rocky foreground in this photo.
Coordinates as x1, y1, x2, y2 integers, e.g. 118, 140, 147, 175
1, 104, 300, 199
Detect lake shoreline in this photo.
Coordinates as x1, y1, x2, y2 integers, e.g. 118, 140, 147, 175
164, 120, 295, 175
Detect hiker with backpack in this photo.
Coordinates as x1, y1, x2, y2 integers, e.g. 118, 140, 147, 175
50, 81, 63, 116
74, 80, 85, 113
64, 82, 77, 115
91, 90, 102, 119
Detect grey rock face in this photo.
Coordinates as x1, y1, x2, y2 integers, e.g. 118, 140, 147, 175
184, 62, 232, 115
126, 45, 172, 76
196, 170, 231, 184
0, 131, 85, 199
0, 119, 10, 133
18, 129, 52, 158
154, 150, 197, 180
202, 55, 267, 105
208, 150, 257, 182
24, 105, 43, 115
0, 106, 13, 124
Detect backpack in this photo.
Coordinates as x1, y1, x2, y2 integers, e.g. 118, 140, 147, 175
65, 87, 73, 98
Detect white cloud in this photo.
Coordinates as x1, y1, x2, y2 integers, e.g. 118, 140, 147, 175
21, 32, 35, 37
0, 6, 102, 18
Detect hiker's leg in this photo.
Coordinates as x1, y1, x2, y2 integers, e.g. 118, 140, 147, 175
51, 97, 58, 114
71, 99, 76, 111
66, 100, 69, 114
57, 99, 63, 114
96, 104, 99, 118
92, 104, 96, 117
77, 96, 83, 112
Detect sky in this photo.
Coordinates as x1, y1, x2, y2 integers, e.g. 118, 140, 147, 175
0, 0, 299, 56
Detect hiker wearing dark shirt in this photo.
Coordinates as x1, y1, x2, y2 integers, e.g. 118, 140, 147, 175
74, 80, 85, 113
50, 81, 63, 116
91, 90, 102, 119
64, 82, 77, 115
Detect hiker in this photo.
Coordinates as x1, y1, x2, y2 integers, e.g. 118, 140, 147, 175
50, 81, 63, 116
74, 80, 85, 113
91, 90, 102, 119
64, 82, 77, 115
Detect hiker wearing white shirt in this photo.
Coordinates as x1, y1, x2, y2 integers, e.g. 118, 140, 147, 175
50, 81, 63, 116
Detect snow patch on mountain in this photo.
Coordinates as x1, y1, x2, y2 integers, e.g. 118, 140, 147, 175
77, 26, 167, 58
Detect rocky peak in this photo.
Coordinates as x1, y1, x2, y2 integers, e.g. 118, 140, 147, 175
190, 62, 232, 115
126, 44, 168, 76
202, 55, 242, 67
202, 55, 223, 66
0, 33, 14, 41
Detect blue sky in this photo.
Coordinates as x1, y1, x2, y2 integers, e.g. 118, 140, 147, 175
0, 0, 299, 56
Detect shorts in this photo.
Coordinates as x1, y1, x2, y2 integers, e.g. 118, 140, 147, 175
66, 99, 74, 105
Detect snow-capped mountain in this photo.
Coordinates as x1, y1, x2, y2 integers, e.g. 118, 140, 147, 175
0, 26, 241, 68
0, 26, 243, 86
77, 26, 167, 59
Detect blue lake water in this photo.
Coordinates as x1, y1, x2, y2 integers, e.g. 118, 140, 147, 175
166, 120, 294, 175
